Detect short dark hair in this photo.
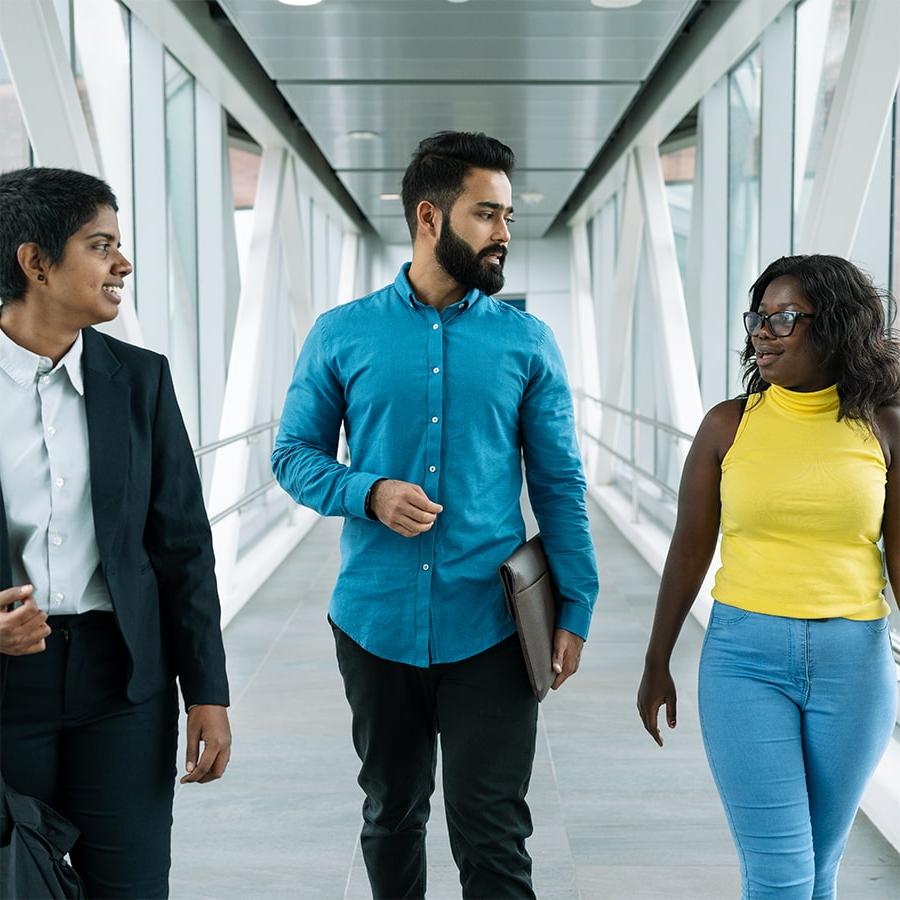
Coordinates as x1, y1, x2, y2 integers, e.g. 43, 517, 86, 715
740, 254, 900, 430
401, 131, 514, 238
0, 167, 118, 304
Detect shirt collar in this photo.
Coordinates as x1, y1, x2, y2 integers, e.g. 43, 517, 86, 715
0, 324, 84, 395
393, 263, 481, 313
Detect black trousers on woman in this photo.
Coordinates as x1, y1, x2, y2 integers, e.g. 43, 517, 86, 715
332, 622, 539, 900
0, 611, 179, 898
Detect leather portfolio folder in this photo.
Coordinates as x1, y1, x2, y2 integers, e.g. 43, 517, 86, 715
498, 534, 558, 701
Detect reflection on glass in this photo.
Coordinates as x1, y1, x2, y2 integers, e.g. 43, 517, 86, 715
0, 45, 30, 172
892, 98, 899, 306
727, 49, 762, 394
164, 52, 200, 446
73, 0, 134, 259
793, 0, 851, 247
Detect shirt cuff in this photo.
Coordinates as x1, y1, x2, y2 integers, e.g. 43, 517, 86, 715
556, 600, 593, 641
344, 472, 387, 519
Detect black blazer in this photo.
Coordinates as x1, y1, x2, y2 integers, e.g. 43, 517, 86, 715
0, 327, 229, 707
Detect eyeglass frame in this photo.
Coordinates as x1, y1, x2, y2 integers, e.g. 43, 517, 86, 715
742, 310, 816, 338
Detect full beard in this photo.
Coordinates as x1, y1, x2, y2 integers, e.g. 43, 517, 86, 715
434, 221, 506, 295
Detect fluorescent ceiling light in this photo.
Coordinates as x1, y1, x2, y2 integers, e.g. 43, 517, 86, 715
277, 0, 325, 6
591, 0, 642, 8
518, 192, 544, 206
447, 1, 472, 4
379, 193, 401, 201
348, 130, 380, 140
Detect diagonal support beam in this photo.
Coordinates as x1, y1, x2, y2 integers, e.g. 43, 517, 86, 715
633, 144, 704, 457
209, 147, 287, 597
797, 0, 900, 255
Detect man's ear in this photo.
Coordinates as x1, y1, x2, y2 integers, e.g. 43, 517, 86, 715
16, 242, 51, 286
416, 200, 442, 240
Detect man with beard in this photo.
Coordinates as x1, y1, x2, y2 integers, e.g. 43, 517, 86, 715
272, 131, 598, 899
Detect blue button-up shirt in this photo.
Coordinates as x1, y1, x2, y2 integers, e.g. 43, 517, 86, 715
272, 264, 599, 666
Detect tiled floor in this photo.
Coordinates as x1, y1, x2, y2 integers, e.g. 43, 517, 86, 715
170, 503, 900, 899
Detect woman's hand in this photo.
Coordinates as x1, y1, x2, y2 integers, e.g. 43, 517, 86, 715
637, 662, 677, 747
0, 585, 51, 655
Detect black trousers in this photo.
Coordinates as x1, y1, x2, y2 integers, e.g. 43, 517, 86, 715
0, 611, 179, 899
332, 623, 539, 900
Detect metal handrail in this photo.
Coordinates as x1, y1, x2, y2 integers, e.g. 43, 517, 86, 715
575, 390, 694, 443
208, 479, 278, 527
580, 429, 678, 501
193, 419, 280, 460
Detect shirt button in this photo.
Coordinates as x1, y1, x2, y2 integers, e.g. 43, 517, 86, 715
432, 367, 440, 374
40, 375, 50, 385
50, 534, 62, 546
422, 564, 430, 571
46, 425, 56, 437
431, 416, 439, 424
54, 477, 64, 488
432, 323, 439, 330
429, 466, 436, 473
52, 592, 64, 606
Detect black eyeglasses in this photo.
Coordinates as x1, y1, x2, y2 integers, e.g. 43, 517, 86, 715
743, 310, 815, 338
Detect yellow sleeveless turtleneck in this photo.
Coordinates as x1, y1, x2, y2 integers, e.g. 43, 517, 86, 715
712, 384, 889, 620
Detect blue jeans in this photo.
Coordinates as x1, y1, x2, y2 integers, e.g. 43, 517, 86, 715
699, 602, 897, 899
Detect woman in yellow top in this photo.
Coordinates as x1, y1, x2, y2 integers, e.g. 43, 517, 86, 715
637, 255, 899, 899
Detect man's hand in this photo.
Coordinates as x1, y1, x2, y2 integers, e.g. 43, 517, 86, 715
550, 628, 584, 690
0, 586, 51, 655
181, 705, 232, 784
370, 479, 443, 538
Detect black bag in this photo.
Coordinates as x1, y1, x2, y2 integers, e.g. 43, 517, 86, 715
0, 779, 86, 899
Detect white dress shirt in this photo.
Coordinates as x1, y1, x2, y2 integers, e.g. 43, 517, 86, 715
0, 324, 112, 614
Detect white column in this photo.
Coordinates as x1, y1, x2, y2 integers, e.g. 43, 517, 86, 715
797, 0, 900, 255
337, 231, 360, 306
569, 221, 602, 483
597, 157, 643, 483
698, 79, 729, 408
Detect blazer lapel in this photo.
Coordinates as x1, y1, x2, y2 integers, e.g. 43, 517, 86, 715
82, 328, 130, 563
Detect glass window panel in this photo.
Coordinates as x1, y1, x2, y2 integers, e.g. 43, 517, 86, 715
164, 52, 200, 447
0, 45, 30, 172
727, 48, 762, 395
73, 0, 134, 260
892, 97, 899, 305
793, 0, 852, 247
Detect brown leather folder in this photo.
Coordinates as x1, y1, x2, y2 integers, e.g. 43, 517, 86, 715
499, 534, 558, 701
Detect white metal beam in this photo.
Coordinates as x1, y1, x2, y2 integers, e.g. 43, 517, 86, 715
633, 145, 704, 444
208, 147, 286, 599
569, 221, 602, 484
797, 0, 900, 255
596, 158, 643, 483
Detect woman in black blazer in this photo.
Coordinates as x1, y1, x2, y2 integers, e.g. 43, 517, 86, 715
0, 167, 231, 897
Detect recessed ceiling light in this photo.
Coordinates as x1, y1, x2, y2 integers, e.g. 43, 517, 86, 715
518, 192, 545, 206
379, 193, 401, 201
277, 0, 325, 6
347, 130, 380, 140
591, 0, 642, 7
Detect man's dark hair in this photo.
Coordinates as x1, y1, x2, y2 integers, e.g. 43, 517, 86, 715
0, 167, 118, 304
401, 132, 514, 238
740, 254, 900, 432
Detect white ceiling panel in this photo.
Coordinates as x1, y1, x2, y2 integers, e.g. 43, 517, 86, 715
218, 0, 698, 242
337, 169, 582, 221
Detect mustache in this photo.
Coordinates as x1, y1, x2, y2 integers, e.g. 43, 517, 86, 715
478, 245, 507, 263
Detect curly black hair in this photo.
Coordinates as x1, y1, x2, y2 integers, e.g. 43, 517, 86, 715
740, 255, 900, 432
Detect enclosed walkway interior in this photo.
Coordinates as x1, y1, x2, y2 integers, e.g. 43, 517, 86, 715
169, 502, 900, 900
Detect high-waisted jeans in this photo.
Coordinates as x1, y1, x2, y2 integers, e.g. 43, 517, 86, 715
698, 601, 897, 900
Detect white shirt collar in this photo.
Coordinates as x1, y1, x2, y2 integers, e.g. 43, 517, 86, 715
0, 324, 85, 396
